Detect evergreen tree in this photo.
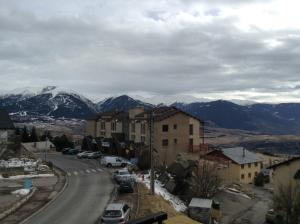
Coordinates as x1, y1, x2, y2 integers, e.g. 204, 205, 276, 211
21, 126, 30, 142
30, 126, 38, 142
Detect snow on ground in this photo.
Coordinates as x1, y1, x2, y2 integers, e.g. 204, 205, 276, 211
0, 158, 38, 168
11, 188, 31, 196
224, 187, 251, 199
0, 173, 54, 180
135, 173, 187, 212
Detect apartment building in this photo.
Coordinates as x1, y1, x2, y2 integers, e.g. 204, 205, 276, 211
0, 109, 16, 156
86, 111, 130, 140
129, 107, 204, 166
205, 147, 263, 184
269, 157, 300, 195
86, 107, 145, 141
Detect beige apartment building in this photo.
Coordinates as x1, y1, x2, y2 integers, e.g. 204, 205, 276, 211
205, 147, 263, 184
129, 107, 204, 166
86, 106, 205, 165
270, 157, 300, 195
86, 111, 130, 140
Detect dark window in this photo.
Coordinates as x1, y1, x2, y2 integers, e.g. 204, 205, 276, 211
241, 164, 244, 169
189, 124, 193, 135
111, 122, 116, 131
141, 136, 145, 143
162, 125, 168, 132
255, 171, 258, 176
241, 174, 245, 179
248, 163, 251, 168
162, 139, 168, 146
141, 123, 146, 134
173, 124, 177, 129
174, 138, 177, 144
255, 162, 258, 167
101, 122, 105, 130
131, 123, 135, 132
189, 138, 193, 146
248, 173, 252, 178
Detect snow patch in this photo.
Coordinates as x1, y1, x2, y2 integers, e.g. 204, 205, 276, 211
12, 188, 31, 196
135, 173, 187, 212
0, 173, 55, 180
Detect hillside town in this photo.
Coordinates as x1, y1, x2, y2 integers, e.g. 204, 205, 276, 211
1, 104, 299, 224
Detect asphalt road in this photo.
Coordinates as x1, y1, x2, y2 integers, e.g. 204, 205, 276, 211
23, 153, 114, 224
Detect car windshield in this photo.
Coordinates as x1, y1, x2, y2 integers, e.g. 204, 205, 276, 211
103, 210, 122, 218
119, 171, 129, 175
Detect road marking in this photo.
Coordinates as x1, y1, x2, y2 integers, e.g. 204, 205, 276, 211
97, 168, 103, 172
73, 171, 78, 175
67, 172, 71, 176
86, 169, 91, 173
91, 169, 96, 173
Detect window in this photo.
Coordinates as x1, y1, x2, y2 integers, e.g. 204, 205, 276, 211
189, 124, 193, 135
248, 173, 252, 178
131, 135, 135, 141
141, 136, 145, 143
101, 122, 105, 130
241, 164, 244, 169
173, 124, 177, 129
162, 139, 168, 146
111, 122, 116, 131
255, 171, 258, 176
131, 123, 135, 132
248, 163, 251, 168
189, 138, 193, 146
141, 123, 146, 134
255, 162, 258, 167
174, 138, 177, 144
241, 174, 245, 179
162, 125, 168, 132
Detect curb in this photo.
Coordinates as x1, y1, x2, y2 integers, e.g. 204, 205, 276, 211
0, 187, 37, 221
19, 166, 69, 224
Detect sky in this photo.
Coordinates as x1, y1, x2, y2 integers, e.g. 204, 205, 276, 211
1, 0, 300, 104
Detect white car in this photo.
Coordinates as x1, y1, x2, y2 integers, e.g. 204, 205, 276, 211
101, 156, 130, 168
114, 169, 135, 183
77, 151, 93, 159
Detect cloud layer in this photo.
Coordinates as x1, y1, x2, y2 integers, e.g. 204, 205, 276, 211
1, 0, 300, 103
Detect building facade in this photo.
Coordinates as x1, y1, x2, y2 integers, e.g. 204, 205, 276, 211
205, 147, 263, 184
85, 107, 205, 166
0, 110, 16, 157
270, 157, 300, 195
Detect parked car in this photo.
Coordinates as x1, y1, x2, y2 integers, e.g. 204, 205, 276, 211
118, 180, 134, 193
62, 148, 71, 154
63, 149, 80, 155
101, 203, 131, 224
77, 151, 93, 159
86, 151, 103, 159
114, 169, 134, 184
101, 156, 130, 168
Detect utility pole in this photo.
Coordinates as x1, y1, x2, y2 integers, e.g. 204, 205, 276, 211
149, 110, 155, 195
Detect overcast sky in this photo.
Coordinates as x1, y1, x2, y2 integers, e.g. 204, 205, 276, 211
1, 0, 300, 103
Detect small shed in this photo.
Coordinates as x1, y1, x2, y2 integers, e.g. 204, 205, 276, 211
188, 198, 212, 224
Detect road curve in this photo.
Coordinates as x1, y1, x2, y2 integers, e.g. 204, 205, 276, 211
23, 154, 114, 224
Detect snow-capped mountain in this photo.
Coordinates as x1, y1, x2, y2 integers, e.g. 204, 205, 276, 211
0, 86, 97, 119
96, 95, 153, 112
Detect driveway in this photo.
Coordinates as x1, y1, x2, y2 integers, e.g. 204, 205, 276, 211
22, 153, 114, 224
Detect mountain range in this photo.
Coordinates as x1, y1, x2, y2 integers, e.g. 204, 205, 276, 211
2, 86, 300, 134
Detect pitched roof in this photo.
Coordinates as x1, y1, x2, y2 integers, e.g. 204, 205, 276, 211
211, 147, 262, 165
86, 111, 128, 121
0, 109, 14, 129
135, 106, 204, 123
268, 156, 300, 170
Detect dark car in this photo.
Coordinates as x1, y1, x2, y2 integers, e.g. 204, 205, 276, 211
118, 180, 134, 193
64, 149, 80, 155
62, 148, 71, 154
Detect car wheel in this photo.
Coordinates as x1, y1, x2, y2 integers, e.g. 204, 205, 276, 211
107, 163, 112, 168
121, 163, 126, 168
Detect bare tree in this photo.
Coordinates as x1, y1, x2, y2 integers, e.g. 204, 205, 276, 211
193, 160, 221, 198
273, 184, 300, 224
